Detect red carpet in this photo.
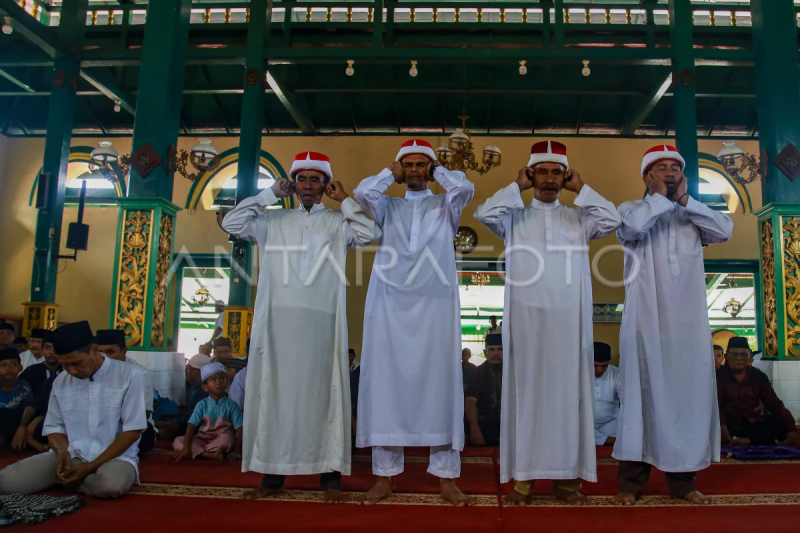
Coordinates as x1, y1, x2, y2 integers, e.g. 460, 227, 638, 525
0, 445, 798, 532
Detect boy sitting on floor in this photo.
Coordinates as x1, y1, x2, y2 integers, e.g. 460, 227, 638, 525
0, 348, 33, 448
174, 363, 243, 462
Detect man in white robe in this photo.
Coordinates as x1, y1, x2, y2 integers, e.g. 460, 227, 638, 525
355, 139, 474, 506
593, 342, 620, 446
474, 140, 621, 506
612, 145, 733, 506
221, 151, 380, 503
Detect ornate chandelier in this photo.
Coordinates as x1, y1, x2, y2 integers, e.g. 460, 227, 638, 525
192, 286, 212, 307
471, 272, 490, 287
436, 116, 502, 175
722, 297, 742, 318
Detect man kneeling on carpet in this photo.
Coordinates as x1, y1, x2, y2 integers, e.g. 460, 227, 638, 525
0, 321, 147, 499
718, 337, 800, 448
174, 362, 243, 461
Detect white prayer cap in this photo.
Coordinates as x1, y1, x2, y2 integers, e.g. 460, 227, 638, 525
188, 353, 211, 370
201, 362, 225, 383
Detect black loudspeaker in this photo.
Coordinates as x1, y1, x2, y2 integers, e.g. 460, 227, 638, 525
66, 222, 89, 251
35, 172, 51, 209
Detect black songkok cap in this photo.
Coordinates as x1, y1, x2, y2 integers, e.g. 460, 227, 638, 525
95, 329, 127, 349
50, 321, 95, 356
30, 329, 49, 340
485, 334, 502, 347
0, 347, 21, 363
594, 342, 612, 363
0, 323, 15, 332
727, 337, 751, 351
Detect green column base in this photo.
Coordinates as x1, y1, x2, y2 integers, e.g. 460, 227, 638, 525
110, 197, 181, 351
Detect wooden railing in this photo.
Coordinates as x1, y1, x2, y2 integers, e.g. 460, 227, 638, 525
14, 0, 796, 29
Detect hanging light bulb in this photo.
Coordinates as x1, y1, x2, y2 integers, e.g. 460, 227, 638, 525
409, 60, 418, 78
345, 59, 355, 77
2, 17, 12, 35
518, 60, 527, 76
582, 60, 591, 77
113, 101, 121, 113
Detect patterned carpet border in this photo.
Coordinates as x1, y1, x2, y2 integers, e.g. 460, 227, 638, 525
130, 484, 498, 507
596, 457, 800, 466
130, 484, 800, 508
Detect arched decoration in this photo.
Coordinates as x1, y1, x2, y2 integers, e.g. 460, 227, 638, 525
184, 148, 293, 211
28, 146, 127, 206
698, 153, 752, 214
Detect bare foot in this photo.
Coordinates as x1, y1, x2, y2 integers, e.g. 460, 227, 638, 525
613, 492, 636, 506
440, 479, 472, 507
360, 477, 392, 505
503, 490, 530, 507
200, 451, 224, 461
682, 491, 711, 505
730, 437, 751, 446
554, 487, 590, 506
323, 489, 347, 504
242, 486, 283, 500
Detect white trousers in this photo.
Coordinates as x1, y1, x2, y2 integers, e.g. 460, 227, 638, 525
372, 445, 461, 479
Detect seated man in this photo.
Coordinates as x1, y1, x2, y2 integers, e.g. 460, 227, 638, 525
465, 334, 503, 446
19, 329, 47, 370
0, 324, 16, 351
210, 337, 233, 365
718, 337, 800, 447
713, 345, 724, 370
13, 337, 28, 352
19, 337, 61, 397
0, 348, 33, 448
96, 329, 156, 454
224, 357, 246, 386
0, 321, 147, 498
593, 342, 620, 446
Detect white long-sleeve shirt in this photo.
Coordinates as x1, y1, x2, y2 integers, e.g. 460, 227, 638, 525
355, 167, 474, 449
475, 182, 621, 483
613, 193, 733, 472
43, 355, 147, 479
595, 365, 620, 445
222, 187, 380, 476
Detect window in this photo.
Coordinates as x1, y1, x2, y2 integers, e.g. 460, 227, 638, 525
211, 167, 282, 209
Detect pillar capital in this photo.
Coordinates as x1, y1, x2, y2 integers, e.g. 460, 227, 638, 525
222, 307, 253, 358
21, 302, 59, 338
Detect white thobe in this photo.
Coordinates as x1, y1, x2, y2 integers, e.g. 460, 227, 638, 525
221, 188, 380, 476
355, 167, 474, 451
613, 194, 732, 473
19, 350, 44, 371
594, 365, 620, 445
43, 355, 147, 480
475, 183, 621, 483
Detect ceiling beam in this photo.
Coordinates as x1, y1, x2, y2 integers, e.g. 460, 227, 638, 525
0, 68, 35, 92
0, 0, 65, 58
199, 65, 231, 134
79, 68, 136, 115
265, 69, 315, 134
621, 72, 672, 136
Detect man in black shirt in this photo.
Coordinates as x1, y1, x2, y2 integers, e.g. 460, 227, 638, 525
465, 334, 503, 446
18, 339, 61, 397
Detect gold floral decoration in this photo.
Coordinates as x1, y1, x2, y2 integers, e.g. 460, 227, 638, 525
26, 307, 42, 336
762, 219, 778, 357
227, 312, 242, 350
114, 210, 152, 347
46, 309, 56, 330
782, 217, 800, 357
150, 215, 174, 348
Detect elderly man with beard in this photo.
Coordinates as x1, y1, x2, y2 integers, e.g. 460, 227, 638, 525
222, 151, 380, 503
475, 140, 620, 506
613, 145, 733, 506
355, 139, 474, 507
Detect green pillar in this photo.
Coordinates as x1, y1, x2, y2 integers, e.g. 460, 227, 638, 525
26, 0, 88, 333
751, 0, 800, 361
668, 0, 699, 199
110, 0, 190, 350
127, 0, 192, 199
227, 0, 271, 311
